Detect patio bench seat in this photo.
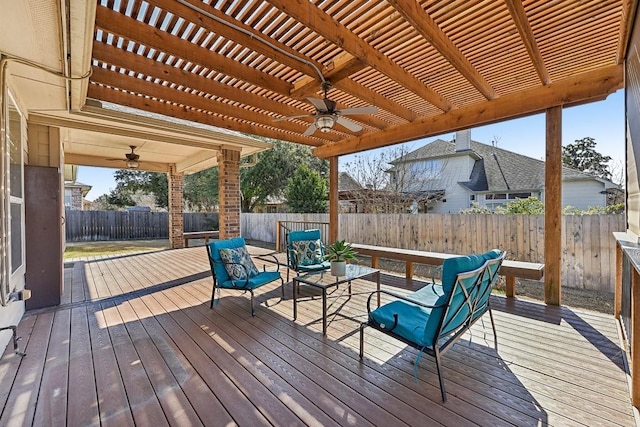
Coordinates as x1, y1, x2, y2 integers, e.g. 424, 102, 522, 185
184, 230, 219, 247
351, 243, 543, 297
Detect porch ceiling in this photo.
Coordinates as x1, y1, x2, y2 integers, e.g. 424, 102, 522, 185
86, 0, 631, 160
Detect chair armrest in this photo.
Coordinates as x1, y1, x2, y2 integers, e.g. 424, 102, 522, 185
254, 253, 282, 272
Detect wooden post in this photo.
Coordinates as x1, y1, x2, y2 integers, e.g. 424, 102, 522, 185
329, 156, 339, 243
505, 276, 516, 298
544, 106, 562, 305
275, 220, 281, 253
615, 242, 623, 318
406, 261, 414, 279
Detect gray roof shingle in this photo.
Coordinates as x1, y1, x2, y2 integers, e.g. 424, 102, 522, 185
390, 138, 605, 193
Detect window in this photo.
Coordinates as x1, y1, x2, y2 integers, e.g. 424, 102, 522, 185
484, 192, 534, 210
410, 159, 442, 179
64, 189, 72, 208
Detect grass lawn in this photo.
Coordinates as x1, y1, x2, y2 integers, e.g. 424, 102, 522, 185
64, 239, 169, 259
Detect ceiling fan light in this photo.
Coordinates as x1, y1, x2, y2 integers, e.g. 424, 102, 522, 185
126, 159, 139, 169
315, 115, 335, 132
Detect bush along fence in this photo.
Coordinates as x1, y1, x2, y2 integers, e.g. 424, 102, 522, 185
241, 213, 625, 293
65, 210, 218, 241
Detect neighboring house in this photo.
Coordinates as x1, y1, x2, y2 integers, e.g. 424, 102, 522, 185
64, 181, 92, 210
387, 130, 620, 213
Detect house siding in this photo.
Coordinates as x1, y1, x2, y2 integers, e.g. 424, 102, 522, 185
429, 156, 474, 213
561, 180, 607, 210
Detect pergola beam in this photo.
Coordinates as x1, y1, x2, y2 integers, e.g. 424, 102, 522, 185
146, 0, 321, 79
90, 66, 338, 142
94, 6, 291, 96
387, 0, 497, 100
313, 64, 623, 158
505, 0, 551, 85
268, 0, 452, 112
92, 42, 314, 121
87, 84, 322, 146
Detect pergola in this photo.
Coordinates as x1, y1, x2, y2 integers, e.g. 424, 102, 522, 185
77, 0, 630, 307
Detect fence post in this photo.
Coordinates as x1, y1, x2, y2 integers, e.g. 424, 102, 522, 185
275, 220, 281, 252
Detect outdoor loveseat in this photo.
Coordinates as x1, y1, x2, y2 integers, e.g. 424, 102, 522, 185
359, 249, 506, 402
206, 237, 284, 316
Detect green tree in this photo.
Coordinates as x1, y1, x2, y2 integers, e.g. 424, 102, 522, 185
285, 165, 328, 213
184, 168, 218, 211
562, 137, 612, 180
240, 140, 328, 212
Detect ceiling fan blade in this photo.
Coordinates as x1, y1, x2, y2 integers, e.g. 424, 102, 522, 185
307, 97, 331, 112
273, 114, 313, 122
339, 106, 378, 115
303, 123, 317, 136
336, 116, 363, 132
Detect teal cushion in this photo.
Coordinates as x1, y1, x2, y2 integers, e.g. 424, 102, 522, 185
370, 301, 432, 347
219, 246, 259, 280
291, 239, 324, 266
297, 261, 331, 272
220, 271, 281, 290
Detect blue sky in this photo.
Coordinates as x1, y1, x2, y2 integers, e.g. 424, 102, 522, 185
78, 90, 625, 201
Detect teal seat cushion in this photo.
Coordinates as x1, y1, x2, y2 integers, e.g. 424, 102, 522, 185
297, 261, 331, 272
220, 271, 281, 290
370, 301, 432, 347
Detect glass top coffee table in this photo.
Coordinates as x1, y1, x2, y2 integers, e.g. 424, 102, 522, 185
293, 264, 380, 335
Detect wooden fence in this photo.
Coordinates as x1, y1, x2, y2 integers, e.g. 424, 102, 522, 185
65, 210, 218, 241
241, 213, 625, 293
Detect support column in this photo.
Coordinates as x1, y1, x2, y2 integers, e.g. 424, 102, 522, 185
218, 149, 241, 239
545, 106, 562, 305
168, 165, 184, 249
329, 156, 339, 243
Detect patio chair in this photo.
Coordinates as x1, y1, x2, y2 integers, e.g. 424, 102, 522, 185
285, 229, 330, 281
359, 249, 505, 402
206, 237, 284, 316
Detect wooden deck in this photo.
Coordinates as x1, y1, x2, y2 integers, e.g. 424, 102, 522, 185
0, 246, 636, 426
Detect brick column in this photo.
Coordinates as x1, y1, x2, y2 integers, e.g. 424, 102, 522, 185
218, 149, 241, 239
168, 165, 184, 249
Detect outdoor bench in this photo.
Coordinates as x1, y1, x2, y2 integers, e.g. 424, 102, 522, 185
351, 243, 544, 297
184, 231, 219, 247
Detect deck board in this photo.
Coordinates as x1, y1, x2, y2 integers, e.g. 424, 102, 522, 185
0, 247, 635, 426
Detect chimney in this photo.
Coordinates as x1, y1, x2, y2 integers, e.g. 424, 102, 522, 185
455, 129, 471, 151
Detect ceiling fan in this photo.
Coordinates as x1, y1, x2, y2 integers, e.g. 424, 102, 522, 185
107, 145, 141, 169
275, 81, 378, 136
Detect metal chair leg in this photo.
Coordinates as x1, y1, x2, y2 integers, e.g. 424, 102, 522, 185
359, 323, 366, 359
434, 349, 447, 402
210, 283, 217, 309
250, 290, 256, 316
488, 307, 498, 351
